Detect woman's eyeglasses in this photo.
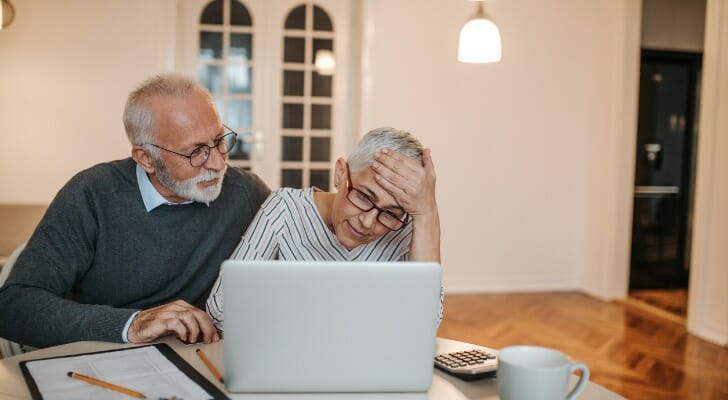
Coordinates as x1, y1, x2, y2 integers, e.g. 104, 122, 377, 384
344, 163, 410, 231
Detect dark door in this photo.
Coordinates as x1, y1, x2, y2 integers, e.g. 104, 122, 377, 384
629, 50, 701, 290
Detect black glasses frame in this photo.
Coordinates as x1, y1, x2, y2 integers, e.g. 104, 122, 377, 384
145, 125, 238, 167
345, 163, 410, 231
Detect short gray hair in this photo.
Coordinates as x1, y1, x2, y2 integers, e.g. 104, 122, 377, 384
123, 73, 213, 145
347, 127, 424, 172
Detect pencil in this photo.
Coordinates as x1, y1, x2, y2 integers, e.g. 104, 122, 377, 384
196, 348, 225, 383
67, 371, 146, 399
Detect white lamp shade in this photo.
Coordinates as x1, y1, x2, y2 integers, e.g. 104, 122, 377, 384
314, 50, 336, 75
458, 17, 502, 63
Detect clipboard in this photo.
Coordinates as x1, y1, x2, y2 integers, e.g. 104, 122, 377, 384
19, 343, 229, 400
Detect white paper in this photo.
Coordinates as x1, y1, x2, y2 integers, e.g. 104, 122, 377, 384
24, 346, 212, 400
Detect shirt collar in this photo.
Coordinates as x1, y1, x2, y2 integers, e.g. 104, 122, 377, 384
136, 164, 194, 212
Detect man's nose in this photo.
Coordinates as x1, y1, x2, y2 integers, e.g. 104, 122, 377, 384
203, 146, 226, 171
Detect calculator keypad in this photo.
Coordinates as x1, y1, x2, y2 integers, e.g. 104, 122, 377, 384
434, 349, 498, 378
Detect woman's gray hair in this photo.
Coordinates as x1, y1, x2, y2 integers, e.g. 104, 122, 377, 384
347, 127, 424, 172
123, 73, 213, 146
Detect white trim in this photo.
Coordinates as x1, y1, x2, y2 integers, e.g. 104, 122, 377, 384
687, 0, 728, 347
445, 281, 580, 295
583, 0, 642, 301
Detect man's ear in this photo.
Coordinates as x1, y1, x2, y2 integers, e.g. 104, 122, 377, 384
333, 158, 347, 190
132, 145, 155, 174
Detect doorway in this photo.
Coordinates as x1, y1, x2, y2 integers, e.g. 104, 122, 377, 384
628, 50, 702, 320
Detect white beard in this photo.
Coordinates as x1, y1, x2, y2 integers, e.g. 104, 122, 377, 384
152, 157, 227, 205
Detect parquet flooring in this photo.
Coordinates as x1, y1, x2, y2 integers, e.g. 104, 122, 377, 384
630, 289, 689, 319
438, 292, 728, 400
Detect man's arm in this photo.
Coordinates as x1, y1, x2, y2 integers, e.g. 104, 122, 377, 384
0, 175, 136, 347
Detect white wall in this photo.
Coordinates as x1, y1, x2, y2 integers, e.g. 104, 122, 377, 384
0, 0, 177, 204
581, 1, 641, 300
687, 0, 728, 346
642, 0, 706, 51
358, 0, 640, 294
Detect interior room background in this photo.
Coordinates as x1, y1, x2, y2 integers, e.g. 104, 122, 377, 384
0, 0, 725, 346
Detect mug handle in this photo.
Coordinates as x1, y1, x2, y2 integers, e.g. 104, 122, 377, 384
566, 361, 590, 400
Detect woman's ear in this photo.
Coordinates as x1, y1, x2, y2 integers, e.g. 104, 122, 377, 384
333, 158, 347, 190
132, 145, 155, 174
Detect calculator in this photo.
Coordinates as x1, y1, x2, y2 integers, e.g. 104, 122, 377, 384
433, 348, 498, 381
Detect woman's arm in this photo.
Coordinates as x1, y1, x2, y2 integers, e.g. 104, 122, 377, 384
372, 148, 440, 262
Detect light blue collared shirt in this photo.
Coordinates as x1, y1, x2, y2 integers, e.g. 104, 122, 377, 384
121, 165, 198, 342
136, 164, 194, 212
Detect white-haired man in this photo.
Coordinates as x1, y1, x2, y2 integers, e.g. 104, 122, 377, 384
0, 74, 270, 347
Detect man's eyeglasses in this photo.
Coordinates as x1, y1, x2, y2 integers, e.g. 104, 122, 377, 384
345, 163, 410, 231
145, 125, 238, 167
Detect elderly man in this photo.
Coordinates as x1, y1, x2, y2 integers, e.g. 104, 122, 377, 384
0, 74, 270, 348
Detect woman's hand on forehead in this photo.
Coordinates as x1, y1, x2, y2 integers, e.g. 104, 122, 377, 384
370, 148, 437, 217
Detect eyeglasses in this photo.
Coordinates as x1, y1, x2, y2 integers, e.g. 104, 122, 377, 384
144, 125, 238, 167
345, 163, 410, 231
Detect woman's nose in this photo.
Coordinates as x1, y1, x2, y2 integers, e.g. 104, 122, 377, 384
359, 208, 379, 229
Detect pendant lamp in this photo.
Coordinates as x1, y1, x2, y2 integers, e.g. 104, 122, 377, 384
458, 1, 501, 63
0, 0, 16, 31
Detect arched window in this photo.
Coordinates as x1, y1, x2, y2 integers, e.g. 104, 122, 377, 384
198, 0, 254, 168
280, 3, 335, 190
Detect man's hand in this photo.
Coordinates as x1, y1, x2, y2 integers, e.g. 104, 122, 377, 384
127, 300, 220, 344
371, 148, 437, 218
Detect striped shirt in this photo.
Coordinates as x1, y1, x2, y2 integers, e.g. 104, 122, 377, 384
207, 187, 426, 329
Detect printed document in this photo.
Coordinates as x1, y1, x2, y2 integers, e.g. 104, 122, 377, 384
24, 346, 212, 400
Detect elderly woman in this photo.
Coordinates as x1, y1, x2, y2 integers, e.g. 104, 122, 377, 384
206, 127, 440, 330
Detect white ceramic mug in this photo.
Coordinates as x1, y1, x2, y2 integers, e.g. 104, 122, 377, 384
497, 345, 590, 400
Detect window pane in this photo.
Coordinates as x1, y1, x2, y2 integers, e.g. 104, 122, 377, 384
230, 0, 252, 26
310, 169, 330, 191
284, 37, 305, 63
281, 169, 303, 188
282, 103, 304, 129
198, 64, 223, 94
285, 5, 306, 30
310, 137, 331, 162
311, 72, 333, 97
282, 136, 303, 161
228, 132, 251, 160
200, 32, 223, 60
200, 0, 223, 25
312, 39, 333, 64
230, 33, 252, 61
313, 6, 333, 31
227, 100, 252, 128
228, 65, 252, 93
311, 104, 332, 129
283, 70, 304, 96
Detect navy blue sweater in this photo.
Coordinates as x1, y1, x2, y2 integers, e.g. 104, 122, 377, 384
0, 158, 269, 347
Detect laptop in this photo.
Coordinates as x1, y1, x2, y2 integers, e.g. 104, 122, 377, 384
221, 260, 442, 393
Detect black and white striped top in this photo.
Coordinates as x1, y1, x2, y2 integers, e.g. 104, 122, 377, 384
206, 187, 414, 328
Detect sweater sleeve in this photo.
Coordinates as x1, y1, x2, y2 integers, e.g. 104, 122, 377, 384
0, 173, 137, 348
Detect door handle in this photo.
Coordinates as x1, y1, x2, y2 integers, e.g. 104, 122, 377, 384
634, 186, 680, 196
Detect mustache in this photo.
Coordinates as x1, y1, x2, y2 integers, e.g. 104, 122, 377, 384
190, 168, 226, 185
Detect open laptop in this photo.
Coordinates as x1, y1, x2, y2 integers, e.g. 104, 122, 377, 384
221, 260, 442, 393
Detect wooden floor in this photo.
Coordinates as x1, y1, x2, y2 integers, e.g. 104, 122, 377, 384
630, 289, 689, 319
438, 292, 728, 400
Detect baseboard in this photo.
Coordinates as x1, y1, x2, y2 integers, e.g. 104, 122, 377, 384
443, 280, 579, 294
688, 322, 728, 347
